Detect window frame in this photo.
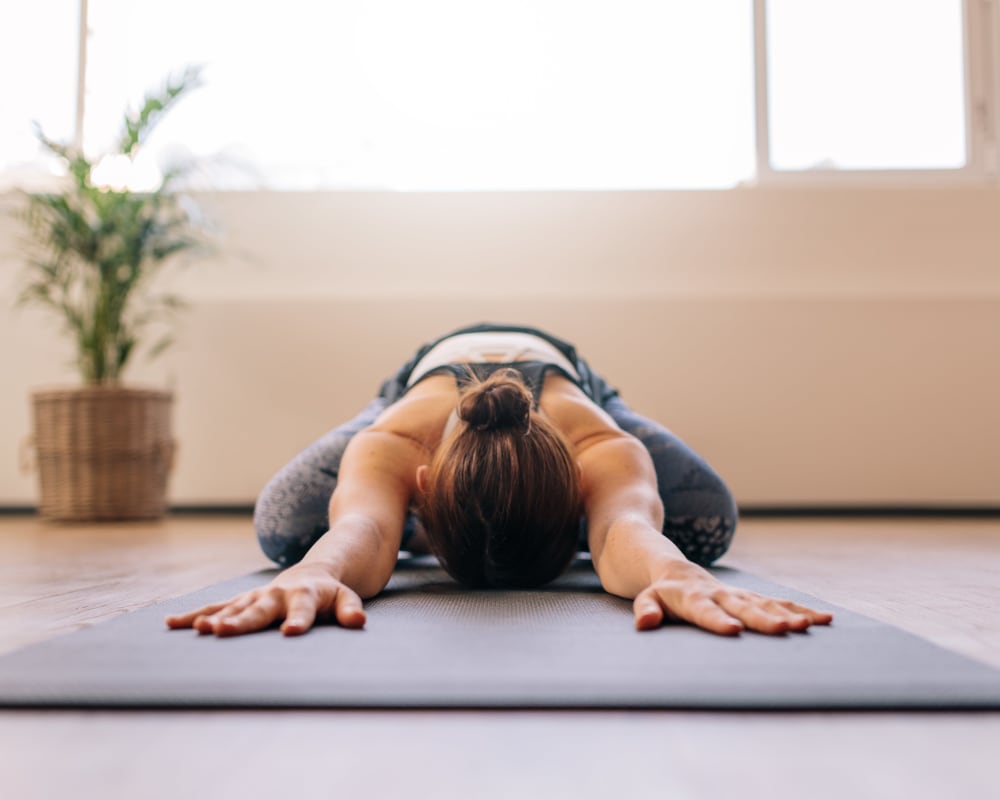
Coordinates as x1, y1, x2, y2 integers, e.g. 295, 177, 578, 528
752, 0, 1000, 186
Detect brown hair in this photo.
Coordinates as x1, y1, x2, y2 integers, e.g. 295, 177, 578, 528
417, 368, 582, 588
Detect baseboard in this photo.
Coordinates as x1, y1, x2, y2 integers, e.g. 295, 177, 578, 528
0, 505, 255, 516
738, 505, 1000, 518
165, 505, 256, 516
1, 504, 999, 518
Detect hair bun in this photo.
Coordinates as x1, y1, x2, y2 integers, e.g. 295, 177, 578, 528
458, 369, 532, 432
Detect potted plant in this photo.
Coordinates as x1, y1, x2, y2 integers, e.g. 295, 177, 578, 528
17, 68, 208, 521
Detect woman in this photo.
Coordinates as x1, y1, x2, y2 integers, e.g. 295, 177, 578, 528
167, 323, 832, 636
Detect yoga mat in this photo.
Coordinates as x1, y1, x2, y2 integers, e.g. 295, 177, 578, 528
2, 559, 999, 710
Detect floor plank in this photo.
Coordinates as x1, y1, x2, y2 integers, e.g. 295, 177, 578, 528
725, 517, 1000, 668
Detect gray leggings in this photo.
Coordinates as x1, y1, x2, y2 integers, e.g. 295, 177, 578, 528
253, 390, 738, 570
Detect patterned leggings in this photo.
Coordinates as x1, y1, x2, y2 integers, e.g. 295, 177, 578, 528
253, 389, 738, 570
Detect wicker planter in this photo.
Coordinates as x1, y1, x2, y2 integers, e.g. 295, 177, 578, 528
29, 387, 175, 521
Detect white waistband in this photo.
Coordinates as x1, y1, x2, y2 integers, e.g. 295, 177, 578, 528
406, 332, 580, 387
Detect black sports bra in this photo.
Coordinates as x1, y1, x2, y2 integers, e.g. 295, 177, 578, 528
405, 361, 583, 407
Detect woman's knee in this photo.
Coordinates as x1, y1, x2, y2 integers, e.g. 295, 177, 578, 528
603, 397, 738, 565
253, 469, 333, 567
656, 453, 739, 565
253, 397, 390, 567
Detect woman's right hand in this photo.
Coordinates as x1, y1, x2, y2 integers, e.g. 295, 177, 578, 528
165, 563, 366, 637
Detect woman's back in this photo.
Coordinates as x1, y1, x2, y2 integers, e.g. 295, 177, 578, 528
370, 331, 628, 462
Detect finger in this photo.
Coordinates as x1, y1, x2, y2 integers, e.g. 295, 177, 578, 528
191, 594, 260, 634
165, 600, 235, 629
633, 590, 665, 631
770, 599, 834, 626
716, 594, 795, 635
281, 590, 319, 636
685, 596, 744, 636
749, 595, 834, 629
755, 598, 822, 631
333, 586, 367, 629
203, 592, 284, 637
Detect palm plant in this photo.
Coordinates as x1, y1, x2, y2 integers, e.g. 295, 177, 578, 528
18, 67, 207, 385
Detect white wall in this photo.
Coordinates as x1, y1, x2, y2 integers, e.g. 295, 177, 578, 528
2, 187, 998, 507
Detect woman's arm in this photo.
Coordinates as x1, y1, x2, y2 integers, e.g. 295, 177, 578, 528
301, 428, 424, 597
166, 426, 426, 637
579, 432, 832, 635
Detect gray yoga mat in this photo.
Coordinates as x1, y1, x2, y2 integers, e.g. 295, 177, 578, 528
2, 558, 1000, 710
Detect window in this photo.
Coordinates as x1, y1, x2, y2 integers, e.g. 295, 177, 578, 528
82, 0, 756, 190
2, 0, 995, 191
763, 0, 968, 173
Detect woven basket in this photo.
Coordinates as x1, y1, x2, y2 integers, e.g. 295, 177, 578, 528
29, 387, 175, 521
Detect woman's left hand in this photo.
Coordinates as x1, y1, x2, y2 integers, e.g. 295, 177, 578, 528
632, 570, 833, 635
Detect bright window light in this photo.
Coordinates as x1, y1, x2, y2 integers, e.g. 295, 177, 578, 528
7, 1, 975, 190
0, 0, 79, 188
81, 0, 756, 190
767, 0, 967, 171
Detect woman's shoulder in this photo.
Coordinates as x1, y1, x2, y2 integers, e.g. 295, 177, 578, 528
539, 374, 628, 453
367, 375, 457, 446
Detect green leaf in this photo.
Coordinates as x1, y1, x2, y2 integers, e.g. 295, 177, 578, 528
118, 65, 205, 156
116, 337, 136, 371
146, 335, 175, 362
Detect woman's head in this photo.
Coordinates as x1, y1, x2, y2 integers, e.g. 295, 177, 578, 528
416, 368, 582, 588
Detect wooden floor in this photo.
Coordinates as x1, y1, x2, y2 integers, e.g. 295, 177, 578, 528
0, 514, 998, 800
